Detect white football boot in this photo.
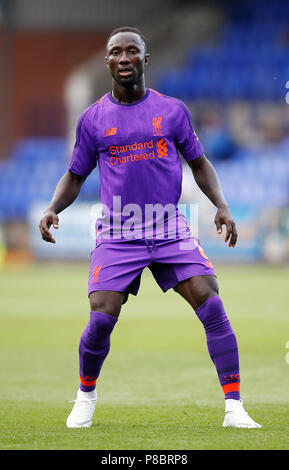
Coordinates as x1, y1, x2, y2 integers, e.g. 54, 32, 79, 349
66, 389, 97, 428
222, 399, 262, 429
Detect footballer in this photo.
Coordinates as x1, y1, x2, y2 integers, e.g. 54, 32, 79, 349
39, 27, 261, 429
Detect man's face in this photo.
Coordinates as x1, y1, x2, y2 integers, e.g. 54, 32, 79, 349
106, 32, 149, 86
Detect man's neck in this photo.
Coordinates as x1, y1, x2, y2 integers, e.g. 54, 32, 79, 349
112, 80, 146, 104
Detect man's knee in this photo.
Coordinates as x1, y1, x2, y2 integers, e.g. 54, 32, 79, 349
195, 295, 233, 336
194, 276, 219, 309
89, 291, 124, 317
196, 286, 219, 309
175, 275, 219, 311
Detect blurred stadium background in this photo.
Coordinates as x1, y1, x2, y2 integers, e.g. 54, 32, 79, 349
0, 0, 289, 265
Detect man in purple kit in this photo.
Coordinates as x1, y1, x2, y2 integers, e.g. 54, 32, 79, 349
39, 27, 261, 429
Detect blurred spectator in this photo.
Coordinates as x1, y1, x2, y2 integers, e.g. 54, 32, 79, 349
257, 110, 285, 144
198, 108, 236, 162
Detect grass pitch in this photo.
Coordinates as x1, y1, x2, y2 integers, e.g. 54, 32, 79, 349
0, 262, 288, 450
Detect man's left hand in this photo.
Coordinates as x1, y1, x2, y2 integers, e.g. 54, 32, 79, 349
214, 205, 238, 247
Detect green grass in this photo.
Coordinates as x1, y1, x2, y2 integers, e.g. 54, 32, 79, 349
0, 262, 288, 450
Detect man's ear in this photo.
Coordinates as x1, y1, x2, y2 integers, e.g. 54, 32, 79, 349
144, 54, 150, 65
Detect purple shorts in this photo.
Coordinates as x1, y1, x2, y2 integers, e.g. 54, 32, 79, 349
88, 237, 216, 303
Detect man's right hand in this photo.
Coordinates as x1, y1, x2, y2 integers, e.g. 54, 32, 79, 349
39, 210, 59, 243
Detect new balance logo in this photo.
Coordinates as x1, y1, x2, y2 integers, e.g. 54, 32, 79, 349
156, 138, 168, 157
104, 127, 117, 137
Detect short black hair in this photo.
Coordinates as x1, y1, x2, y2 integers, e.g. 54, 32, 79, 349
106, 26, 148, 53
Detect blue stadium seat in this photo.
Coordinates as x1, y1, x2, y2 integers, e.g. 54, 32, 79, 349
158, 0, 289, 102
0, 138, 95, 221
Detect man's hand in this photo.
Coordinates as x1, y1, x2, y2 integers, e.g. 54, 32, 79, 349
39, 210, 59, 244
37, 171, 86, 244
187, 156, 238, 247
214, 205, 238, 247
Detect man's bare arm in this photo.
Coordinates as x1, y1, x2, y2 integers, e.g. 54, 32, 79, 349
187, 155, 238, 247
39, 170, 86, 243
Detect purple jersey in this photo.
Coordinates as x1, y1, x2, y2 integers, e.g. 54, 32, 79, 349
68, 88, 204, 240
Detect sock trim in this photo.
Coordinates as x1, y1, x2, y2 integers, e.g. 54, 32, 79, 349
195, 295, 220, 314
90, 310, 119, 323
222, 382, 240, 394
80, 375, 97, 387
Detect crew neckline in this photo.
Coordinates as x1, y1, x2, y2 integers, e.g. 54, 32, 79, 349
108, 88, 150, 106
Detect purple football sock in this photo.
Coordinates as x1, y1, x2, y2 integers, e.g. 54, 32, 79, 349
79, 311, 118, 392
195, 296, 240, 400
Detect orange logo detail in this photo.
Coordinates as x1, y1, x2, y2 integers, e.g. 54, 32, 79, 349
156, 138, 168, 157
224, 373, 240, 382
206, 260, 214, 268
193, 237, 209, 261
79, 371, 97, 386
92, 265, 102, 282
104, 127, 117, 137
153, 116, 163, 136
193, 130, 200, 142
